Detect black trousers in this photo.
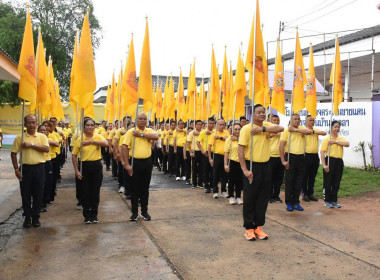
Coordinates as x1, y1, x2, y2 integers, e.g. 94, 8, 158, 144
151, 148, 156, 165
50, 156, 59, 201
175, 146, 185, 177
212, 153, 227, 194
202, 154, 213, 188
81, 160, 103, 219
111, 155, 118, 177
243, 161, 271, 230
130, 157, 152, 214
284, 154, 305, 205
43, 160, 53, 207
323, 157, 344, 203
168, 145, 175, 175
269, 157, 284, 199
20, 163, 45, 219
162, 147, 168, 172
101, 147, 111, 169
191, 151, 203, 186
228, 160, 242, 198
303, 153, 320, 196
75, 159, 82, 206
156, 147, 163, 168
118, 160, 124, 187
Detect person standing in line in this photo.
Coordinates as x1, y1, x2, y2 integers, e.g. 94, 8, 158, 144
167, 121, 176, 177
122, 113, 159, 221
101, 123, 112, 171
44, 119, 60, 202
279, 114, 312, 212
268, 115, 285, 203
107, 120, 119, 178
72, 118, 108, 224
183, 125, 193, 185
302, 115, 327, 202
320, 121, 350, 208
239, 116, 248, 127
188, 120, 203, 189
161, 122, 170, 174
155, 123, 164, 171
224, 123, 243, 205
11, 114, 49, 228
208, 119, 230, 199
196, 118, 215, 193
114, 117, 129, 193
174, 120, 186, 181
238, 105, 284, 241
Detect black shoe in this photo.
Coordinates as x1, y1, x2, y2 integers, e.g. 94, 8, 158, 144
40, 206, 48, 212
309, 195, 318, 201
273, 197, 283, 203
125, 194, 131, 199
130, 213, 138, 221
141, 212, 151, 221
23, 217, 32, 228
32, 218, 41, 227
205, 188, 211, 193
186, 180, 190, 185
84, 217, 93, 224
269, 198, 275, 203
302, 196, 310, 202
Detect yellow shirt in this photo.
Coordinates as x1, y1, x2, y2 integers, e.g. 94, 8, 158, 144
48, 132, 59, 159
187, 130, 201, 151
72, 134, 106, 161
54, 131, 62, 155
320, 135, 346, 159
174, 130, 186, 147
0, 127, 2, 148
238, 122, 273, 163
98, 127, 106, 134
270, 134, 281, 157
168, 129, 175, 146
101, 131, 109, 140
280, 126, 307, 155
305, 128, 322, 154
119, 134, 127, 151
197, 129, 215, 151
115, 128, 126, 140
44, 137, 52, 161
224, 136, 239, 162
11, 132, 49, 165
123, 127, 156, 159
183, 136, 189, 151
209, 130, 230, 155
108, 129, 116, 141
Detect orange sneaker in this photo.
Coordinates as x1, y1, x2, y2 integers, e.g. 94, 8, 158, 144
254, 226, 268, 240
244, 229, 256, 241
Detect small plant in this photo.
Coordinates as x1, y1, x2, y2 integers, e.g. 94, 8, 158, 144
368, 142, 377, 171
353, 141, 367, 170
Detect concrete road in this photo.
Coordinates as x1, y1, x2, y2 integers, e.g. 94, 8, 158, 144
0, 157, 379, 280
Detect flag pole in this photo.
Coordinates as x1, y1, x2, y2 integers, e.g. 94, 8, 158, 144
19, 100, 25, 180
131, 98, 140, 168
249, 2, 258, 175
35, 27, 41, 121
287, 27, 299, 163
193, 79, 196, 151
327, 35, 338, 167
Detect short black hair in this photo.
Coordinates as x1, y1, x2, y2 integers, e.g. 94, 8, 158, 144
84, 118, 95, 126
195, 120, 203, 125
239, 116, 247, 121
272, 114, 279, 119
331, 120, 341, 127
208, 117, 215, 123
253, 104, 264, 111
170, 120, 176, 125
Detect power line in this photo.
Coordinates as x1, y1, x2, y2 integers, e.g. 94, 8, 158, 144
285, 0, 339, 24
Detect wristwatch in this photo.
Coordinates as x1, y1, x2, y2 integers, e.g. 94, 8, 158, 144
140, 133, 144, 137
31, 143, 35, 147
262, 126, 266, 132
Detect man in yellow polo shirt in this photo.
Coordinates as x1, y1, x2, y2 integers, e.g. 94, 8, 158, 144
167, 121, 176, 177
279, 114, 312, 212
122, 113, 158, 221
196, 117, 215, 193
108, 120, 119, 178
238, 104, 284, 241
174, 120, 186, 181
11, 114, 49, 228
188, 120, 203, 188
302, 115, 327, 202
208, 119, 230, 198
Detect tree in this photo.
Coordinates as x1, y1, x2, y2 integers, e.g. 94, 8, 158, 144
0, 0, 102, 105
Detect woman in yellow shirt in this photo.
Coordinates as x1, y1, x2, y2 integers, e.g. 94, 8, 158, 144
320, 121, 350, 208
72, 118, 108, 224
224, 123, 243, 205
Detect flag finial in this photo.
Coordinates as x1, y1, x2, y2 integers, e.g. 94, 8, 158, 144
145, 15, 148, 21
131, 32, 133, 38
38, 26, 41, 31
87, 6, 90, 12
26, 2, 30, 8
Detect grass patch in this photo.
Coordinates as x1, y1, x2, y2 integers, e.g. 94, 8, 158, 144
313, 165, 380, 198
1, 145, 12, 149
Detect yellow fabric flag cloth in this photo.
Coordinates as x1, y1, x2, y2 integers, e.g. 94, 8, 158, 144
151, 83, 157, 122
292, 31, 306, 114
221, 49, 228, 105
18, 10, 37, 113
69, 31, 79, 116
176, 70, 185, 121
245, 0, 265, 102
123, 37, 138, 118
109, 73, 116, 122
104, 84, 110, 121
306, 45, 317, 117
138, 20, 153, 113
330, 38, 343, 115
209, 48, 220, 118
156, 83, 163, 121
72, 13, 96, 116
271, 40, 285, 115
168, 76, 176, 120
232, 50, 247, 120
162, 78, 169, 121
36, 30, 51, 118
255, 53, 270, 108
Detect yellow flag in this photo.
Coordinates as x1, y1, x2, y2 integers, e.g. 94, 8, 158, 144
69, 31, 79, 115
292, 31, 306, 114
245, 0, 265, 101
221, 49, 228, 104
138, 20, 153, 112
72, 13, 96, 116
185, 63, 196, 121
123, 37, 138, 117
232, 50, 247, 120
54, 81, 65, 120
47, 58, 56, 115
306, 45, 317, 117
197, 80, 207, 121
104, 84, 110, 121
108, 73, 116, 122
330, 38, 342, 115
168, 76, 176, 120
156, 83, 163, 121
176, 70, 185, 121
151, 82, 157, 122
271, 40, 285, 115
114, 72, 121, 121
18, 10, 37, 113
222, 63, 231, 121
162, 78, 169, 121
36, 30, 51, 118
209, 48, 220, 118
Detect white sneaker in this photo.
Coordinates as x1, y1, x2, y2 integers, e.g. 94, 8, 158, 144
237, 198, 243, 205
175, 177, 181, 181
213, 193, 219, 199
181, 176, 186, 181
221, 192, 228, 198
119, 186, 125, 193
229, 197, 237, 205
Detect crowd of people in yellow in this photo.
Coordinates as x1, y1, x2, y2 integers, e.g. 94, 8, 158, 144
10, 104, 349, 241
